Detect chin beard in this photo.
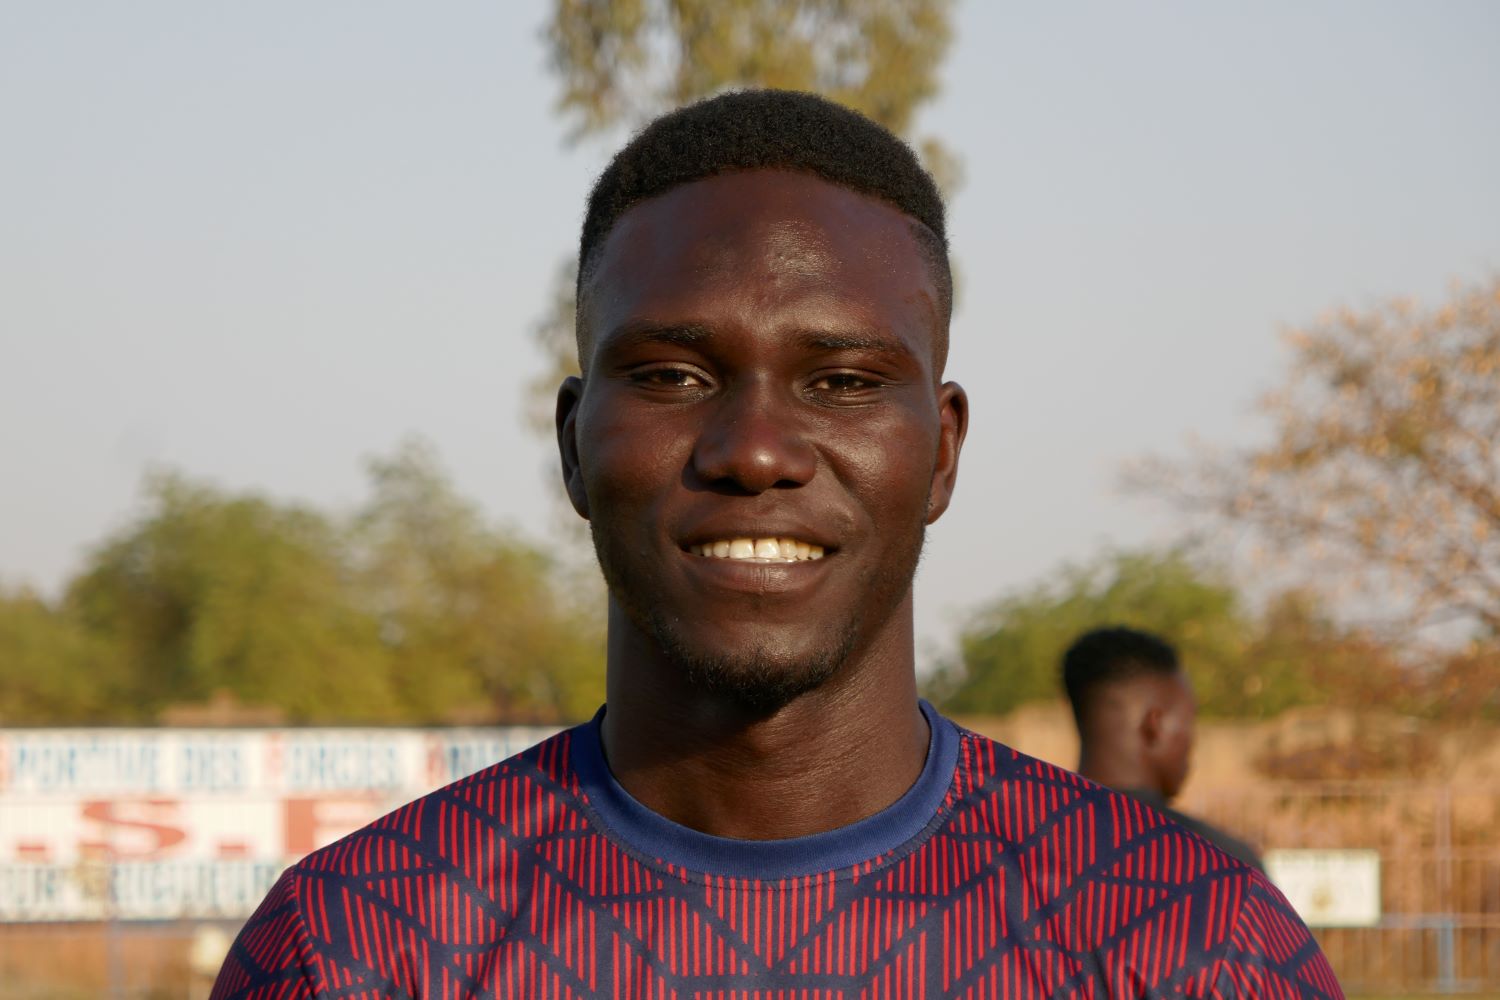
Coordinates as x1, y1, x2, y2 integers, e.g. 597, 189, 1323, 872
589, 518, 925, 715
645, 611, 859, 715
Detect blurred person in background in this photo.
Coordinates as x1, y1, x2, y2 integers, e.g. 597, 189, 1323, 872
1064, 625, 1264, 869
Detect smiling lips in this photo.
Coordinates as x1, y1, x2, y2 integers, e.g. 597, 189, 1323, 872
687, 537, 827, 563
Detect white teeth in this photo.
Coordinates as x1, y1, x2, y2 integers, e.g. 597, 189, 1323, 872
689, 536, 828, 562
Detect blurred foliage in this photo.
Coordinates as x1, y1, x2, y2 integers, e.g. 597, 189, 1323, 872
529, 0, 960, 432
1407, 640, 1500, 722
349, 443, 604, 723
67, 474, 395, 723
1132, 278, 1500, 641
545, 0, 956, 156
930, 549, 1245, 717
0, 440, 604, 726
0, 587, 128, 723
926, 547, 1431, 720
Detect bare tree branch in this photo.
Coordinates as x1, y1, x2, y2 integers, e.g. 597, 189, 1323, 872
1131, 277, 1500, 641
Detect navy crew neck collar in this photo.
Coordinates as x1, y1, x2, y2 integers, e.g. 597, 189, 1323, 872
570, 700, 960, 880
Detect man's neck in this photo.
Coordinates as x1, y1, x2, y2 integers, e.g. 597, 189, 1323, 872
598, 607, 930, 841
1078, 746, 1160, 798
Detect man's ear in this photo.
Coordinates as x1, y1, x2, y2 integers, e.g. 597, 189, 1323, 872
925, 381, 969, 525
1140, 705, 1164, 749
555, 375, 590, 519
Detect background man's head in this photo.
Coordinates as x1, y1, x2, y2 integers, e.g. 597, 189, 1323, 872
1062, 626, 1196, 799
574, 89, 953, 372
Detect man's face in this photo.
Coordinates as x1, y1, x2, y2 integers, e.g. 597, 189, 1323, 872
1154, 672, 1197, 799
557, 169, 967, 710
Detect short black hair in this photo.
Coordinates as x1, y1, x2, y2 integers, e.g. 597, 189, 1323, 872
1062, 626, 1180, 726
575, 89, 951, 360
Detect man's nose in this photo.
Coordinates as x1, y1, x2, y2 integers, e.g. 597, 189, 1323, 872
690, 383, 817, 494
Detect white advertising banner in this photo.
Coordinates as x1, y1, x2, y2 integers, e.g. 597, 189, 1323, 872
0, 726, 558, 922
1265, 848, 1383, 927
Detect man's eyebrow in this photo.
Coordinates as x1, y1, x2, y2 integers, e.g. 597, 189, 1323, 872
796, 330, 918, 361
601, 321, 714, 349
598, 322, 920, 363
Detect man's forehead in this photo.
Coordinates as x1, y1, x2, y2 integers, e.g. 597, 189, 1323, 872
598, 170, 924, 272
583, 172, 936, 323
690, 217, 841, 278
1103, 669, 1191, 700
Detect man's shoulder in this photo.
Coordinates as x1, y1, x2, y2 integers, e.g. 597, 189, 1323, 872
289, 725, 585, 882
210, 727, 594, 999
949, 727, 1341, 994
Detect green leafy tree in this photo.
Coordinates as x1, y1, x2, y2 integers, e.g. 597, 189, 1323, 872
348, 440, 604, 723
0, 587, 128, 723
66, 473, 402, 723
931, 549, 1253, 717
926, 548, 1406, 719
31, 442, 605, 725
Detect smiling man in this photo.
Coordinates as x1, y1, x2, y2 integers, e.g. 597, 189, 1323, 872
214, 91, 1341, 998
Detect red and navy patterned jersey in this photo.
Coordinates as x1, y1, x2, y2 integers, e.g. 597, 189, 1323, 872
212, 704, 1343, 999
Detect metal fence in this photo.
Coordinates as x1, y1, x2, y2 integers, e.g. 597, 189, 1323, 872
1191, 782, 1500, 994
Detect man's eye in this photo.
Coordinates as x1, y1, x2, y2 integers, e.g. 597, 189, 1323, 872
810, 373, 880, 392
630, 367, 705, 389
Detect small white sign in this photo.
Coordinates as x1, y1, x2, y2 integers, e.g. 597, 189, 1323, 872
1264, 849, 1381, 927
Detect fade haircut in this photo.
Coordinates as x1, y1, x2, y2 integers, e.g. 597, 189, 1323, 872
575, 89, 951, 364
1062, 626, 1181, 728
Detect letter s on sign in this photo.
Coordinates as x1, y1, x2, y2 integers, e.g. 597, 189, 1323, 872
79, 799, 188, 859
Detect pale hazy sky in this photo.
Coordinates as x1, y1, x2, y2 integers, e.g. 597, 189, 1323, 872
3, 1, 1498, 666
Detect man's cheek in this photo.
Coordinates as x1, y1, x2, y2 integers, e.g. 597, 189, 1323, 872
841, 441, 931, 504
